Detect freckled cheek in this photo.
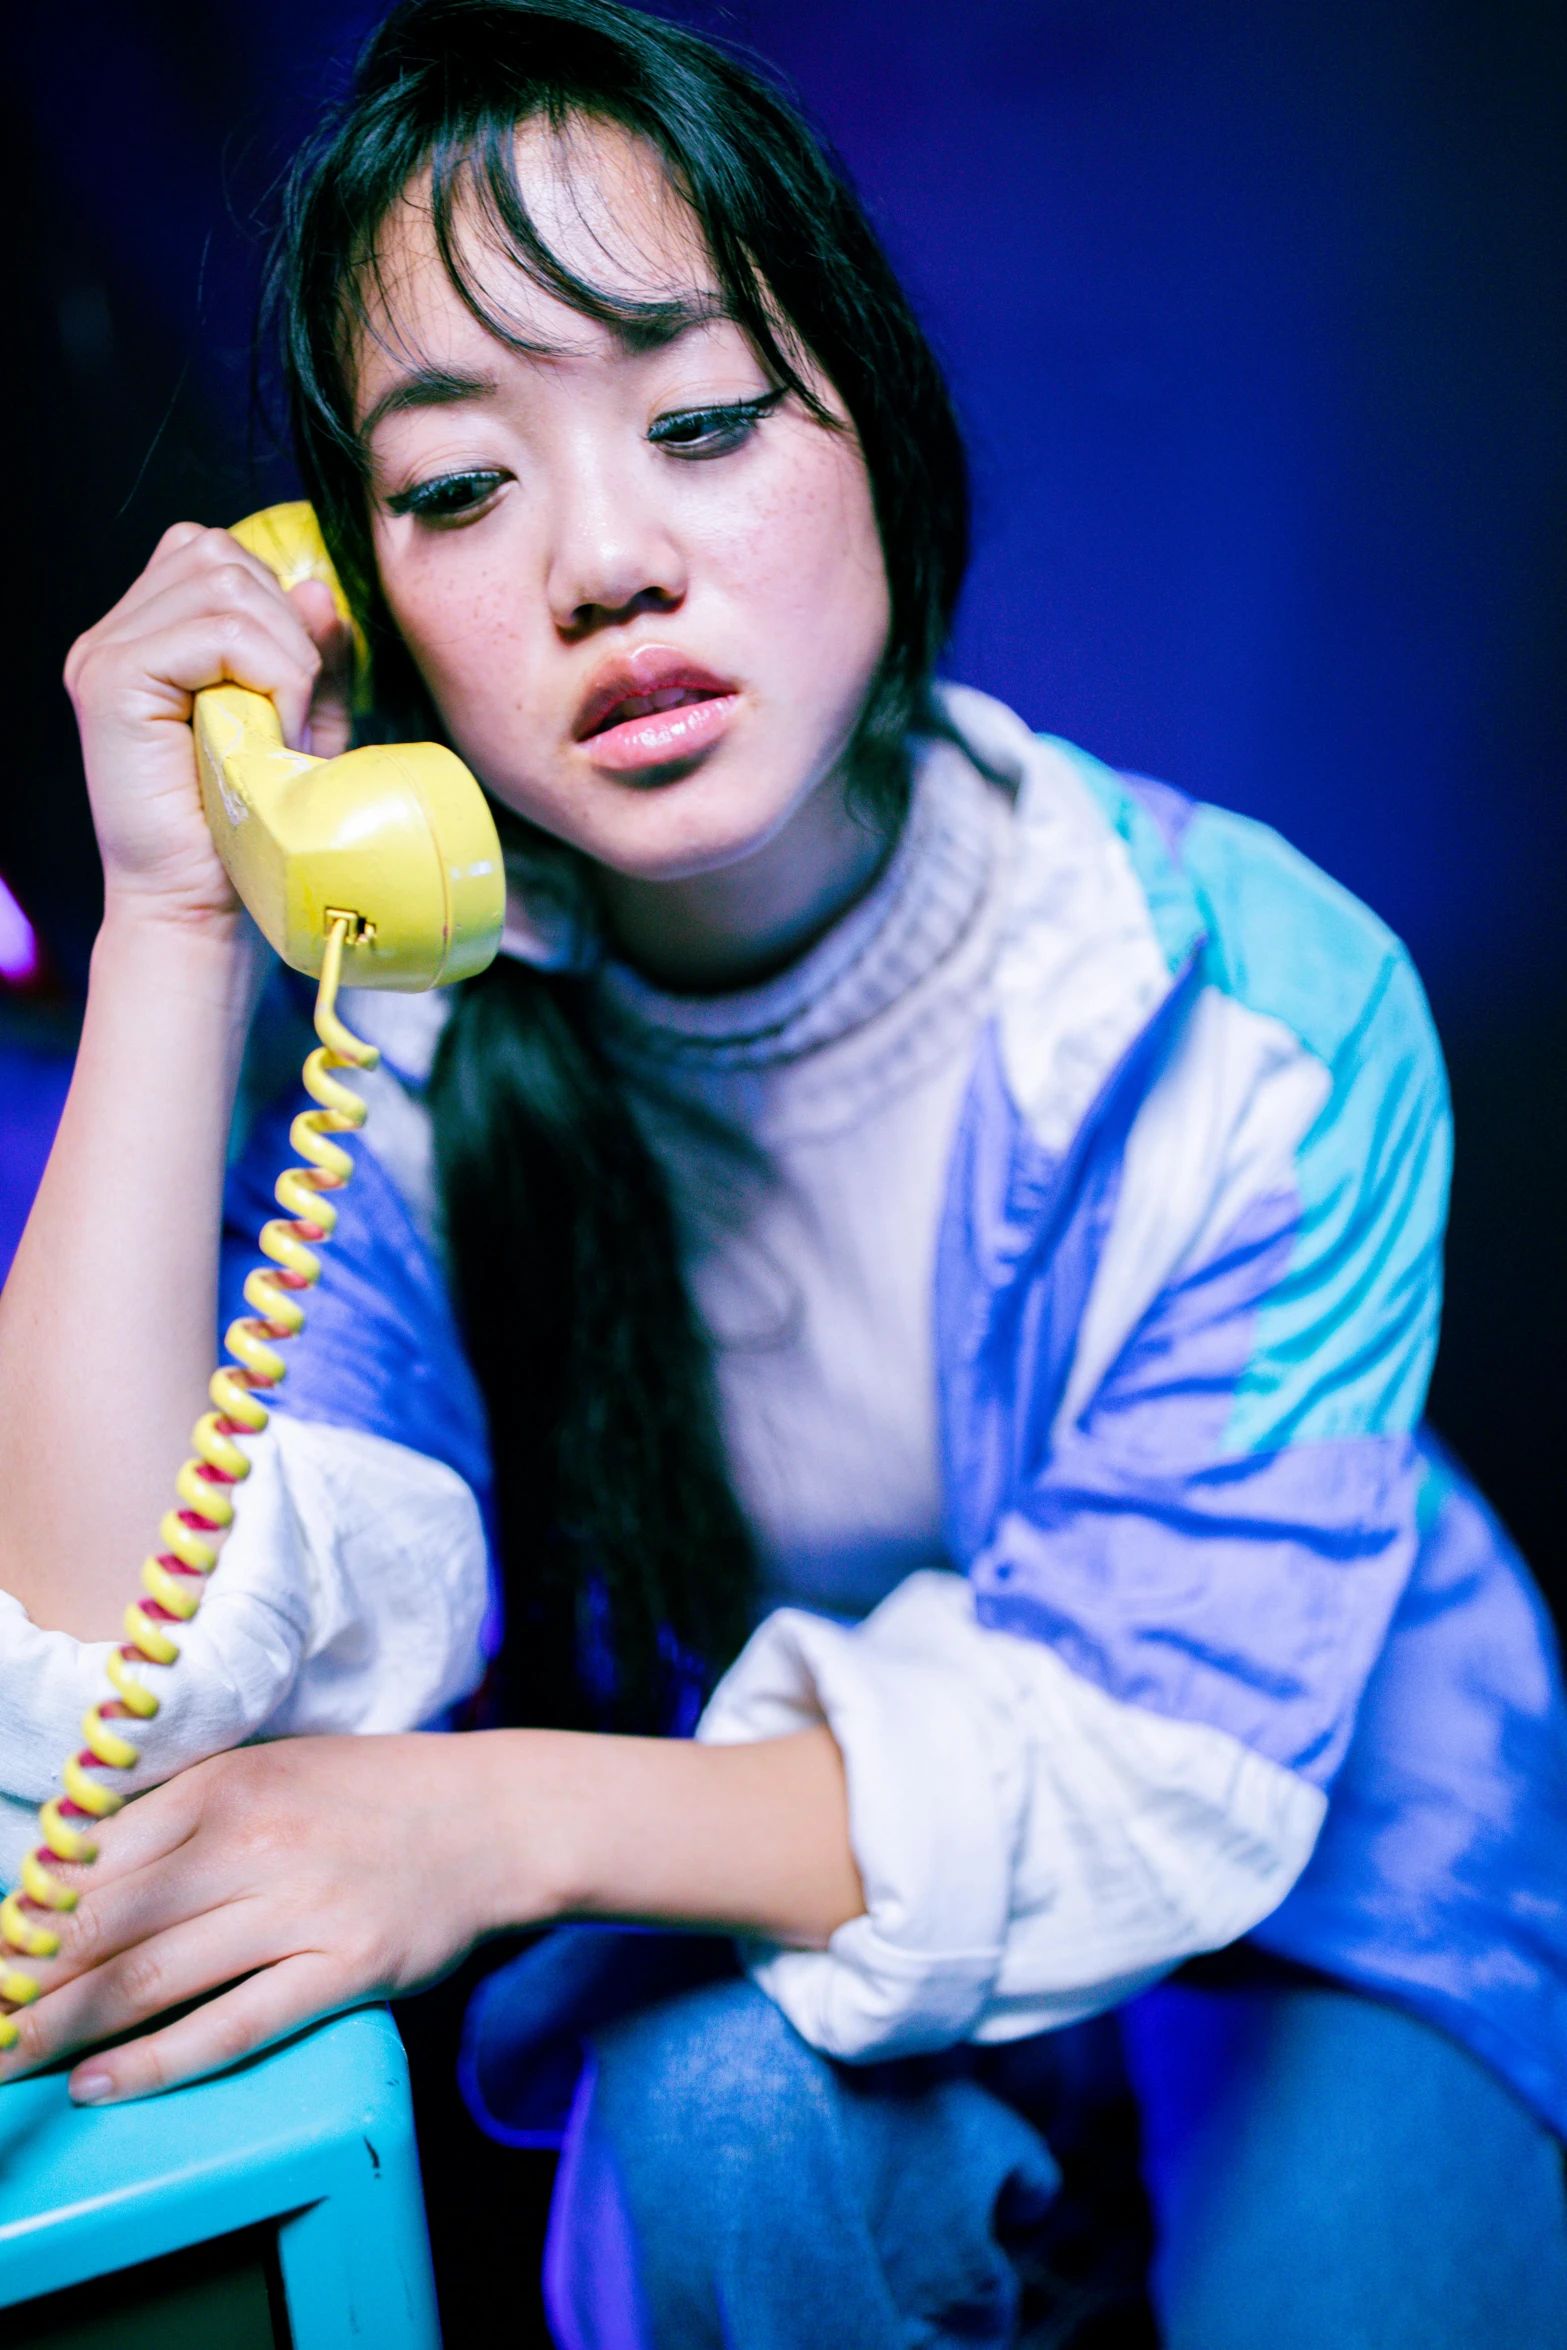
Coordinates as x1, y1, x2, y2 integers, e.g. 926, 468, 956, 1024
699, 448, 889, 681
382, 574, 552, 746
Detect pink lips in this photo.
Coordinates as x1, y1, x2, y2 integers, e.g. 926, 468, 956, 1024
573, 648, 740, 773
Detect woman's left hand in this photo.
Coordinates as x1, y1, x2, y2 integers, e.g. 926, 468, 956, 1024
1, 1718, 861, 2103
1, 1732, 520, 2104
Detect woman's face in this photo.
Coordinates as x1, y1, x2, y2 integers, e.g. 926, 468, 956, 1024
351, 119, 892, 892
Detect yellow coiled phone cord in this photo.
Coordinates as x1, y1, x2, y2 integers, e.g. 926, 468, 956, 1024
0, 917, 377, 2048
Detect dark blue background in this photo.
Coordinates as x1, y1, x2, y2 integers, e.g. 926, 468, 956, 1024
6, 0, 1564, 1594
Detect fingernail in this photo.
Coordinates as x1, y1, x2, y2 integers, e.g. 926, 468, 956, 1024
71, 2072, 114, 2105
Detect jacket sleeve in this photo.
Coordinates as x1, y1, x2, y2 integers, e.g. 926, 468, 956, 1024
0, 1418, 489, 1888
2, 1058, 493, 1890
700, 869, 1451, 2062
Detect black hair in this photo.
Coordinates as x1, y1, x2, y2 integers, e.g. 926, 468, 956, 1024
271, 0, 971, 1728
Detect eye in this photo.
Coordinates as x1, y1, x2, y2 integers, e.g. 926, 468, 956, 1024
385, 469, 507, 524
648, 388, 785, 457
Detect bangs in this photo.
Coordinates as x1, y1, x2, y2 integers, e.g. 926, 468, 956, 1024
327, 99, 831, 462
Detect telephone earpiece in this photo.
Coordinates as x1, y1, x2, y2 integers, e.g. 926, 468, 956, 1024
193, 503, 504, 990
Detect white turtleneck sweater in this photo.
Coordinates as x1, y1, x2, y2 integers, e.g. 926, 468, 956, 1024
596, 733, 1012, 1623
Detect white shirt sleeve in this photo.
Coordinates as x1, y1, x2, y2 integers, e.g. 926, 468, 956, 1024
0, 1417, 489, 1887
697, 1569, 1326, 2062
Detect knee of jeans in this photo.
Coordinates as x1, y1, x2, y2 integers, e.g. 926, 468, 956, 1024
547, 1980, 831, 2349
588, 1975, 828, 2176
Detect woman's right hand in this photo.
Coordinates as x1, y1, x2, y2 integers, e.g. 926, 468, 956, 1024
64, 522, 355, 938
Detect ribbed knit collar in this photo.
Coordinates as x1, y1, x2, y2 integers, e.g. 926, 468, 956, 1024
595, 731, 999, 1075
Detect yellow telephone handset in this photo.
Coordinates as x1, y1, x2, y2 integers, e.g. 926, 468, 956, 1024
194, 503, 504, 989
0, 505, 506, 2043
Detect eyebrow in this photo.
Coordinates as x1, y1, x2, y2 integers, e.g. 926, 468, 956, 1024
358, 367, 497, 445
356, 298, 739, 444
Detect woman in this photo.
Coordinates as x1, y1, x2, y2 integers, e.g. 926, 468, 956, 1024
1, 3, 1564, 2342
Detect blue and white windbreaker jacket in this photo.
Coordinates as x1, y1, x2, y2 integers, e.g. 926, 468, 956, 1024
27, 705, 1542, 2136
695, 712, 1567, 2133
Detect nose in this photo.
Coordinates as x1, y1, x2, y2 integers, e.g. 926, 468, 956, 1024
544, 456, 687, 640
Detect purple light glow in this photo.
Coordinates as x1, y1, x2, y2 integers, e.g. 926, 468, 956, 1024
0, 874, 42, 987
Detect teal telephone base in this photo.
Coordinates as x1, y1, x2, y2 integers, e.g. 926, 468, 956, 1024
0, 2005, 440, 2347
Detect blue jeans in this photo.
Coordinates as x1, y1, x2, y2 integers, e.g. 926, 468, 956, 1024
463, 1932, 1567, 2349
